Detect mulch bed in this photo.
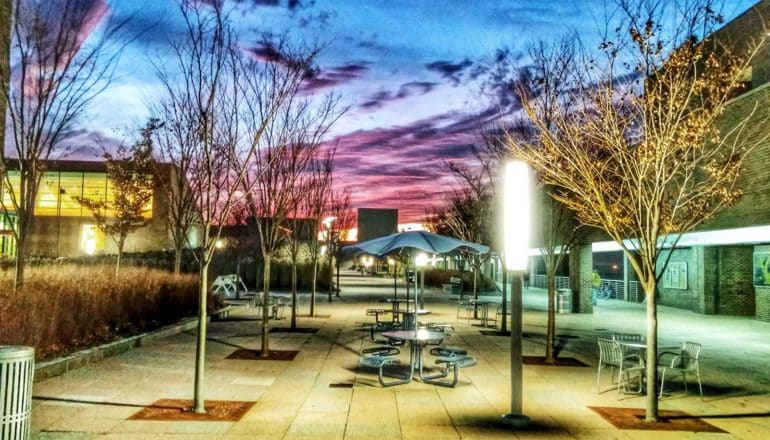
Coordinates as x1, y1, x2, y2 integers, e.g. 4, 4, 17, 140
129, 399, 255, 421
226, 349, 299, 361
522, 356, 589, 367
589, 407, 726, 432
269, 327, 319, 334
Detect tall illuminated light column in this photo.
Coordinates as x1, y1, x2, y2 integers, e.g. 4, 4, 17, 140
502, 161, 531, 427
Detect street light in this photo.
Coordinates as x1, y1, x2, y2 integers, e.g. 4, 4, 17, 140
415, 253, 428, 309
322, 217, 337, 302
502, 161, 531, 428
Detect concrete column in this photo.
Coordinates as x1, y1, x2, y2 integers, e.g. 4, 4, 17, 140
569, 243, 594, 313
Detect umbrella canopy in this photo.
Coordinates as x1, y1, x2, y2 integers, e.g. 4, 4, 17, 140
343, 230, 489, 257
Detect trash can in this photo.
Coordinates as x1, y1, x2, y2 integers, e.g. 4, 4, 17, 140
0, 346, 34, 440
557, 288, 573, 314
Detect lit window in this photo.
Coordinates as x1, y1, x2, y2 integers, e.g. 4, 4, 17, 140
80, 224, 104, 255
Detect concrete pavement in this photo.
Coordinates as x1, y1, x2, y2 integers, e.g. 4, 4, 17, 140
28, 269, 770, 439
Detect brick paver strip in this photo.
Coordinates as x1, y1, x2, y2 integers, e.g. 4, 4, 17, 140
589, 406, 727, 432
129, 399, 255, 421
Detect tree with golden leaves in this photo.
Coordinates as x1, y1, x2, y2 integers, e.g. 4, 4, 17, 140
507, 0, 766, 421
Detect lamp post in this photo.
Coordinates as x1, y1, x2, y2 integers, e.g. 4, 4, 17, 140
322, 216, 337, 302
415, 253, 428, 309
388, 257, 397, 303
502, 161, 531, 428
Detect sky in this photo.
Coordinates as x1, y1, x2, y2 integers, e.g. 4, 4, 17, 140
64, 0, 757, 223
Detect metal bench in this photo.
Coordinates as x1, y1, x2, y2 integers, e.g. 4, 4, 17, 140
429, 347, 467, 357
360, 346, 409, 387
424, 355, 477, 387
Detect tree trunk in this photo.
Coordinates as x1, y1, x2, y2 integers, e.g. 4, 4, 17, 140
261, 256, 271, 357
327, 257, 333, 302
472, 264, 479, 319
545, 274, 556, 363
310, 256, 317, 317
335, 260, 340, 297
193, 258, 209, 413
13, 237, 26, 291
174, 243, 183, 275
290, 258, 297, 329
116, 235, 126, 277
644, 281, 659, 422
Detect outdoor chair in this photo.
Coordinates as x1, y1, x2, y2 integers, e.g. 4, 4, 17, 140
360, 346, 409, 387
369, 322, 403, 346
456, 301, 473, 323
658, 341, 703, 399
597, 338, 646, 397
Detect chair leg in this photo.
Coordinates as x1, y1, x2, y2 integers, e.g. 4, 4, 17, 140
696, 373, 703, 400
682, 371, 688, 395
597, 365, 602, 392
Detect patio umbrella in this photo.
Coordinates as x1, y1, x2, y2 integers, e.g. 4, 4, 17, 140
343, 230, 489, 257
343, 231, 490, 324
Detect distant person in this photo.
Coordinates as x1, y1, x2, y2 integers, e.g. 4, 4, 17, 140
523, 272, 530, 290
591, 269, 601, 306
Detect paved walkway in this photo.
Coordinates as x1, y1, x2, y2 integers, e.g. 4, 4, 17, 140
29, 269, 770, 439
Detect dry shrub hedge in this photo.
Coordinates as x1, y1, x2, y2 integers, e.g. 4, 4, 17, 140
0, 264, 212, 360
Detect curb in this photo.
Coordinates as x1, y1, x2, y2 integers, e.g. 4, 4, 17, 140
34, 306, 233, 382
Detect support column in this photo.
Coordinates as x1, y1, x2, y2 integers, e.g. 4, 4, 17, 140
569, 243, 594, 313
623, 253, 629, 302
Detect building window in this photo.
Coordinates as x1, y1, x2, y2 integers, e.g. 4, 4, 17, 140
80, 224, 104, 255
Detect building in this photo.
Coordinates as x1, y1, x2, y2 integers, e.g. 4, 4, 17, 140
0, 160, 198, 258
357, 208, 398, 242
550, 1, 770, 321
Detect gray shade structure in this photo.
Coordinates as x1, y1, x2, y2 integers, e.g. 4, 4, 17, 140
343, 230, 490, 257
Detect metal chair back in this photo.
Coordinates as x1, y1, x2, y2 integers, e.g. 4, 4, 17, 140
681, 341, 701, 371
597, 338, 622, 368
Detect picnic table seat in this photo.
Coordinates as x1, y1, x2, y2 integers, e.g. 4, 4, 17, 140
429, 347, 467, 357
423, 355, 477, 388
360, 346, 409, 387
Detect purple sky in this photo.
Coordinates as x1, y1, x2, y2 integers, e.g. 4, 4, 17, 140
61, 0, 756, 223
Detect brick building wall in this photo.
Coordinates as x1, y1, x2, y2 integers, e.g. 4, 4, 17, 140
714, 246, 755, 316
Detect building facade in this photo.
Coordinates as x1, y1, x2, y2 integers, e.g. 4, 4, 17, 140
0, 161, 197, 258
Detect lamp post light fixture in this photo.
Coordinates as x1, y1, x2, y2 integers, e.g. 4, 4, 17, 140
502, 160, 531, 428
363, 255, 373, 275
415, 253, 428, 309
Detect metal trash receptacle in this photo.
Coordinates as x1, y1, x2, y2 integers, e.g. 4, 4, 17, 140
557, 288, 573, 314
0, 346, 34, 440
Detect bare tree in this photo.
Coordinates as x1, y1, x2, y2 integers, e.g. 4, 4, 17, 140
326, 182, 353, 300
507, 0, 766, 421
153, 109, 201, 275
498, 37, 584, 362
0, 0, 129, 289
304, 152, 333, 317
75, 120, 156, 276
287, 149, 334, 323
241, 68, 342, 355
152, 1, 308, 413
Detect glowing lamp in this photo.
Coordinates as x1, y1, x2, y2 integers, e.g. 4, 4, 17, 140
504, 161, 530, 271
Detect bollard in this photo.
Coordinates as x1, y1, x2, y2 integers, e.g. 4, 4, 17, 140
0, 346, 34, 440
